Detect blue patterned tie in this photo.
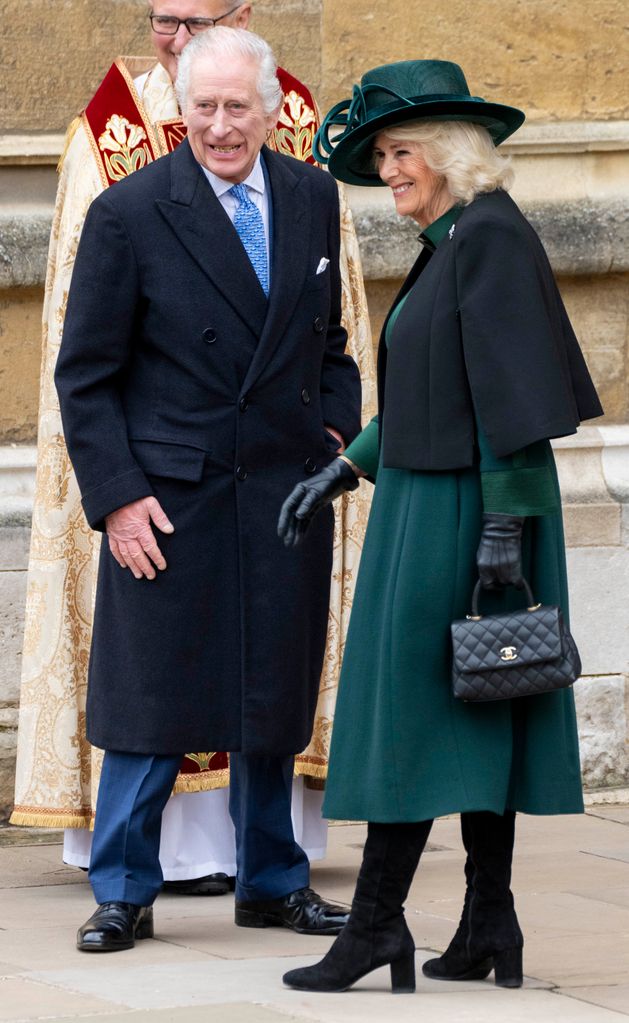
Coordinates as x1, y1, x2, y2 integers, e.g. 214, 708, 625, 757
229, 183, 269, 297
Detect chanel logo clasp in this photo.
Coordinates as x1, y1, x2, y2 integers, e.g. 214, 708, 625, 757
500, 646, 518, 662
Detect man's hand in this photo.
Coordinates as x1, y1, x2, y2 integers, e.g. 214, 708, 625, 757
324, 425, 345, 453
106, 497, 174, 580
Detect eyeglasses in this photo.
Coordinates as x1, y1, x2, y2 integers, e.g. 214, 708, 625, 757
149, 6, 242, 35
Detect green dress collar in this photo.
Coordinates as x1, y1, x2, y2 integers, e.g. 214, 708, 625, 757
420, 204, 464, 251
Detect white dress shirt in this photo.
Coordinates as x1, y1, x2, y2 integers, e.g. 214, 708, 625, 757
201, 156, 271, 278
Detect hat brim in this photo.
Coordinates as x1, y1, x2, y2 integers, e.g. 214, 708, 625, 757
325, 98, 525, 186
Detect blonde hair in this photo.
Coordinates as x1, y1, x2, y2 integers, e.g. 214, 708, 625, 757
382, 120, 514, 203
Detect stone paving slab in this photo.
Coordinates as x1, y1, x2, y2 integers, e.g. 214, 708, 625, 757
0, 926, 221, 973
571, 884, 629, 909
560, 986, 629, 1016
13, 964, 627, 1023
0, 813, 627, 1021
32, 1009, 305, 1023
22, 954, 554, 1015
149, 916, 340, 961
0, 847, 85, 889
586, 806, 629, 825
0, 975, 118, 1020
519, 931, 629, 989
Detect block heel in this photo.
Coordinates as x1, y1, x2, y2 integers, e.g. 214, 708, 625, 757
390, 952, 416, 993
234, 907, 273, 928
136, 909, 154, 940
493, 946, 523, 988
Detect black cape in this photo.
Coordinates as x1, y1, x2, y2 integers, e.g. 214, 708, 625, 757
378, 189, 602, 470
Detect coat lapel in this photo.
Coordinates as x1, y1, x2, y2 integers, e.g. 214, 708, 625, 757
155, 139, 268, 339
241, 147, 311, 393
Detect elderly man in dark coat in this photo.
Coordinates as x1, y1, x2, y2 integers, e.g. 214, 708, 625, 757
55, 26, 361, 952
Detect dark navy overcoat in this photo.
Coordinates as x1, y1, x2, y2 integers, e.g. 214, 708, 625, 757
55, 140, 361, 756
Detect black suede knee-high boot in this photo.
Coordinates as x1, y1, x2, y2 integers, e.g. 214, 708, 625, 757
423, 811, 523, 987
283, 819, 433, 993
421, 818, 480, 969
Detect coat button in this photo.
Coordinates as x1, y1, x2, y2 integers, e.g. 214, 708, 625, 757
304, 457, 317, 473
239, 396, 249, 412
301, 388, 310, 405
313, 316, 324, 334
236, 465, 248, 481
203, 327, 217, 344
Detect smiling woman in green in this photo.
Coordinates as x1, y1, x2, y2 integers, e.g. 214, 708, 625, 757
278, 59, 603, 996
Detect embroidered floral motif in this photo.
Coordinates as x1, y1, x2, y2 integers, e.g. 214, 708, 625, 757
184, 752, 223, 772
269, 90, 317, 163
98, 115, 151, 180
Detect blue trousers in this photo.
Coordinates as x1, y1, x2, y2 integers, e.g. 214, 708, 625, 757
89, 750, 310, 906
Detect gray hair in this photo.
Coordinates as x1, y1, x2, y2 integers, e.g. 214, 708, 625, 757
175, 26, 282, 116
382, 120, 514, 203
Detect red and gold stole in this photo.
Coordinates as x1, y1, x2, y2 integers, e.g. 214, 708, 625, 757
83, 59, 321, 191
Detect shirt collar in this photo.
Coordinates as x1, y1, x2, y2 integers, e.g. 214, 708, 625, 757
420, 204, 464, 251
201, 154, 265, 198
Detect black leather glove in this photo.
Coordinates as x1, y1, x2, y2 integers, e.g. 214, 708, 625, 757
278, 458, 359, 548
476, 513, 525, 590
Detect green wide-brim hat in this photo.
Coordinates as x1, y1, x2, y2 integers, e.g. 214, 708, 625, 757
314, 60, 525, 186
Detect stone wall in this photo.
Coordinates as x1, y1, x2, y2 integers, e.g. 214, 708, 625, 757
0, 0, 628, 818
0, 524, 30, 820
2, 0, 627, 133
0, 0, 324, 134
321, 0, 629, 119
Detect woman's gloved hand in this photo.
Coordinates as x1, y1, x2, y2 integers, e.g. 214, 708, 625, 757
476, 513, 525, 589
278, 458, 359, 548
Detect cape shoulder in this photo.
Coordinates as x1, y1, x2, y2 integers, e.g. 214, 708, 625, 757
453, 190, 539, 253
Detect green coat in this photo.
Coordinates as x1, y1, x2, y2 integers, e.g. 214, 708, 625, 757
322, 207, 584, 824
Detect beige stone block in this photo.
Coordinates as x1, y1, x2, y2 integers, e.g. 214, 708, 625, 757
0, 526, 30, 571
580, 348, 628, 424
0, 753, 16, 825
566, 546, 629, 676
320, 0, 629, 121
559, 274, 629, 351
558, 275, 629, 423
0, 1, 323, 134
574, 675, 629, 789
0, 287, 43, 444
364, 278, 402, 351
553, 433, 609, 504
0, 566, 26, 820
562, 503, 621, 547
0, 570, 27, 706
0, 1, 150, 134
511, 150, 629, 206
3, 0, 628, 136
250, 0, 323, 102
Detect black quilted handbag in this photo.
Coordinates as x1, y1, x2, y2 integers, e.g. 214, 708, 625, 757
451, 579, 581, 702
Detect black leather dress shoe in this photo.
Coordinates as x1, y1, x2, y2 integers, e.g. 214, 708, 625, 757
77, 902, 154, 952
235, 887, 349, 935
162, 873, 234, 896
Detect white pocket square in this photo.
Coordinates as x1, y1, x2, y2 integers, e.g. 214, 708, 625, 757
316, 258, 330, 275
